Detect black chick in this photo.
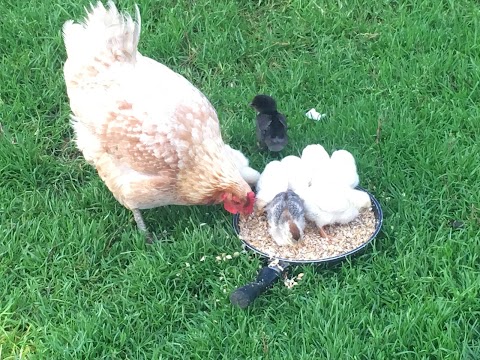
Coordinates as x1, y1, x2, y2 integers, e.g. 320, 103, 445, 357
250, 95, 288, 152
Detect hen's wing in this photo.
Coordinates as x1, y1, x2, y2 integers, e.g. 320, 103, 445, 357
70, 55, 222, 175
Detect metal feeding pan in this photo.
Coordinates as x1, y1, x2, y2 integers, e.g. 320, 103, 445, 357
229, 187, 383, 308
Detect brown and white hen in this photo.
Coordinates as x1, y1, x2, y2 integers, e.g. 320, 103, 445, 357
62, 1, 255, 239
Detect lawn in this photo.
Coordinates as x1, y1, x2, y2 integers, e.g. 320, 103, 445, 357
1, 0, 479, 358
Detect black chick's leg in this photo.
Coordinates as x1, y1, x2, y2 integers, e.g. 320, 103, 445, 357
257, 141, 268, 151
132, 208, 153, 244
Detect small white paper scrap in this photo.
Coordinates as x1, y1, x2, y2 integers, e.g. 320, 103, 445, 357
305, 108, 327, 121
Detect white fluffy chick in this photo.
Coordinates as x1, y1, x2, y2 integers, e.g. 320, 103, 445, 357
255, 160, 289, 211
330, 149, 359, 188
296, 185, 371, 239
224, 144, 248, 168
239, 167, 261, 187
265, 190, 306, 246
280, 155, 310, 192
301, 144, 331, 186
224, 144, 261, 187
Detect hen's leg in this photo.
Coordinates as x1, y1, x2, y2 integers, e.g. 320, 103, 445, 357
132, 209, 153, 244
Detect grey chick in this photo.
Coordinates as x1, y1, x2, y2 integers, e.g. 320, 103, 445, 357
265, 190, 306, 246
250, 95, 288, 152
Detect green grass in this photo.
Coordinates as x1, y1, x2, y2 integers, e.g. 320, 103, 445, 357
1, 0, 480, 358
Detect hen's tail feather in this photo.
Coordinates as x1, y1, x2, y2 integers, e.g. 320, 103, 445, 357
62, 1, 141, 66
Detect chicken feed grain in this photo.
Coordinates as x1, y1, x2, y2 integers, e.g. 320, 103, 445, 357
238, 209, 376, 261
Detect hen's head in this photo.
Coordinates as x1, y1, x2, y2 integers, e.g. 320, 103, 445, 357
176, 135, 256, 214
222, 191, 255, 215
